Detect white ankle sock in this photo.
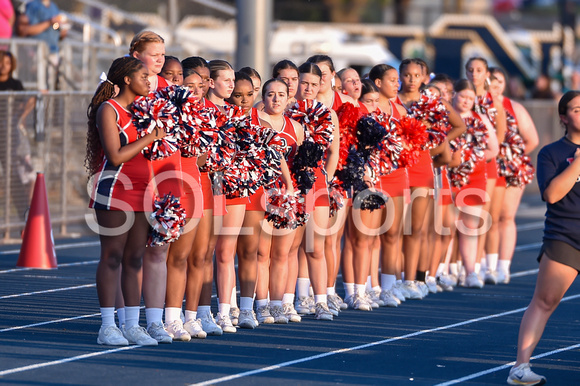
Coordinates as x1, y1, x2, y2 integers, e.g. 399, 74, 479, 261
327, 287, 335, 296
437, 263, 446, 277
145, 307, 163, 328
314, 294, 327, 304
380, 274, 396, 291
270, 300, 282, 308
100, 307, 115, 328
343, 282, 355, 298
355, 284, 366, 296
282, 293, 294, 304
449, 263, 458, 276
198, 306, 211, 316
218, 303, 230, 317
230, 286, 238, 307
366, 276, 373, 291
125, 306, 140, 329
296, 278, 310, 298
164, 307, 181, 324
486, 253, 499, 272
498, 259, 511, 273
239, 296, 253, 311
255, 298, 268, 308
116, 307, 125, 327
185, 310, 197, 322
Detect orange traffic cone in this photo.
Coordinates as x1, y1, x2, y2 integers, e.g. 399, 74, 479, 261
16, 172, 57, 269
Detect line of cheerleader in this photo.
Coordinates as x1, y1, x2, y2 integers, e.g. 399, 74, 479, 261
86, 31, 539, 346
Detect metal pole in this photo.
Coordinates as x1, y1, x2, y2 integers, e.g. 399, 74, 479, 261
235, 0, 272, 77
168, 0, 179, 44
3, 95, 13, 240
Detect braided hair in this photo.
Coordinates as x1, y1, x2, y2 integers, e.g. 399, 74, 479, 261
85, 56, 144, 177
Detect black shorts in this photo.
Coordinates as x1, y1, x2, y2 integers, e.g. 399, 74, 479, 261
537, 239, 580, 273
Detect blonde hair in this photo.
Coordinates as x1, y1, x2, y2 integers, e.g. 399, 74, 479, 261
129, 31, 164, 55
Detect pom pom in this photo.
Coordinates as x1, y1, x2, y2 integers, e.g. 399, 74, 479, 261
406, 90, 450, 149
265, 189, 310, 229
147, 193, 186, 247
447, 115, 488, 187
394, 116, 429, 168
132, 95, 180, 160
327, 177, 345, 218
497, 111, 535, 187
285, 99, 334, 150
336, 102, 361, 171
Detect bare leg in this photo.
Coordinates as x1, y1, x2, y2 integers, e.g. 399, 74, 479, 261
402, 188, 430, 281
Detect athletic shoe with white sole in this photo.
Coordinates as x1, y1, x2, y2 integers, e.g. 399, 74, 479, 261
379, 290, 400, 307
484, 270, 499, 285
183, 319, 207, 339
425, 277, 439, 294
367, 290, 384, 307
229, 307, 240, 326
123, 325, 158, 346
314, 302, 333, 321
497, 270, 511, 284
507, 363, 546, 385
270, 305, 289, 324
403, 280, 423, 300
327, 294, 343, 314
295, 297, 315, 315
256, 305, 275, 324
437, 274, 455, 291
282, 303, 302, 322
417, 281, 429, 297
465, 272, 484, 288
146, 322, 172, 344
97, 325, 129, 346
237, 310, 258, 329
165, 320, 191, 342
199, 312, 223, 336
352, 293, 372, 311
392, 283, 407, 302
329, 293, 348, 310
215, 312, 236, 333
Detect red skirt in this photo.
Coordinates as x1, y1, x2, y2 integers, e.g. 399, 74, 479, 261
180, 156, 203, 219
454, 160, 488, 207
407, 150, 434, 188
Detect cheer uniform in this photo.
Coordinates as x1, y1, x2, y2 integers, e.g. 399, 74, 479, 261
201, 98, 226, 215
454, 112, 488, 207
377, 100, 408, 198
90, 99, 153, 212
180, 152, 203, 219
150, 76, 184, 202
331, 90, 344, 112
246, 108, 268, 211
476, 92, 504, 188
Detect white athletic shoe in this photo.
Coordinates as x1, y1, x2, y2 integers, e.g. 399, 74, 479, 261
392, 283, 407, 302
238, 310, 258, 329
403, 280, 423, 300
165, 320, 191, 342
327, 294, 343, 314
229, 307, 240, 326
295, 297, 315, 315
352, 293, 372, 311
379, 290, 399, 307
417, 281, 429, 297
123, 325, 158, 346
183, 319, 207, 339
484, 270, 499, 285
465, 272, 484, 288
507, 363, 546, 385
270, 305, 289, 324
437, 274, 455, 291
425, 277, 439, 294
97, 325, 129, 346
314, 302, 333, 321
367, 290, 383, 307
199, 312, 223, 336
282, 303, 302, 323
497, 270, 511, 284
215, 312, 236, 333
256, 305, 275, 324
146, 322, 172, 344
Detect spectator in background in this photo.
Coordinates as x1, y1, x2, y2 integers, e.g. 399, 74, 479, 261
0, 0, 14, 40
531, 73, 556, 100
0, 50, 34, 219
17, 0, 66, 90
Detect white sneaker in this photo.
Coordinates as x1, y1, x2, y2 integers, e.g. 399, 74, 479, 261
484, 270, 499, 285
215, 312, 236, 333
282, 303, 302, 323
270, 305, 289, 324
352, 293, 372, 311
507, 363, 546, 385
367, 290, 384, 307
329, 293, 348, 310
465, 272, 484, 288
183, 319, 207, 339
199, 312, 223, 336
256, 305, 275, 324
97, 325, 129, 346
425, 277, 438, 294
417, 281, 429, 297
327, 294, 343, 314
123, 325, 158, 346
238, 309, 258, 329
403, 280, 423, 300
392, 283, 407, 302
295, 297, 315, 315
229, 307, 240, 326
165, 320, 191, 342
497, 270, 511, 284
314, 302, 333, 321
146, 322, 173, 344
437, 274, 455, 291
379, 290, 399, 307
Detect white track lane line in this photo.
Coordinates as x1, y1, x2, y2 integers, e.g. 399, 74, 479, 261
0, 260, 99, 274
0, 346, 137, 377
0, 313, 101, 333
434, 342, 580, 386
0, 284, 95, 300
189, 293, 580, 386
0, 241, 100, 255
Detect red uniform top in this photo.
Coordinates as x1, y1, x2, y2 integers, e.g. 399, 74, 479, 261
331, 90, 344, 112
150, 75, 183, 199
90, 99, 153, 212
378, 100, 409, 198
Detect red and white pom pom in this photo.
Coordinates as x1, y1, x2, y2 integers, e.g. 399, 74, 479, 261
266, 188, 310, 229
393, 116, 428, 168
497, 111, 535, 187
407, 90, 450, 149
327, 177, 345, 218
447, 115, 488, 187
367, 111, 404, 176
336, 102, 361, 171
148, 193, 186, 247
285, 99, 334, 150
132, 95, 181, 160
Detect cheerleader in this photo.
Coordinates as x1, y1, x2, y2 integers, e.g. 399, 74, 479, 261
239, 66, 262, 103
182, 67, 204, 100
337, 67, 362, 102
290, 62, 340, 320
160, 55, 183, 86
489, 67, 539, 284
450, 79, 498, 288
465, 57, 507, 282
129, 31, 178, 343
506, 91, 580, 386
396, 59, 464, 298
255, 78, 304, 323
273, 59, 300, 108
175, 57, 223, 336
87, 57, 164, 346
368, 64, 411, 304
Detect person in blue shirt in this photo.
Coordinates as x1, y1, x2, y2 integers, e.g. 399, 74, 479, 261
507, 90, 580, 386
18, 0, 66, 89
